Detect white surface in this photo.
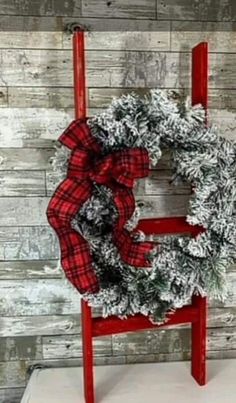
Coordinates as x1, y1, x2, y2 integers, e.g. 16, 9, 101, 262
21, 360, 236, 403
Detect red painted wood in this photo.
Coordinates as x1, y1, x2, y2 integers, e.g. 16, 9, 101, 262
81, 300, 95, 403
137, 217, 202, 236
73, 32, 209, 400
191, 295, 207, 385
73, 31, 87, 119
73, 31, 95, 403
192, 42, 208, 111
92, 306, 199, 337
191, 42, 208, 386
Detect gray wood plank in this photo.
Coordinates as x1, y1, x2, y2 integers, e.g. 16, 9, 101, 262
112, 328, 190, 356
8, 87, 74, 109
0, 171, 46, 196
63, 16, 170, 31
0, 315, 80, 337
0, 148, 54, 170
208, 307, 236, 328
0, 31, 62, 49
81, 0, 156, 19
0, 337, 42, 362
0, 87, 8, 107
1, 49, 236, 89
6, 87, 236, 113
171, 22, 236, 53
137, 195, 189, 218
208, 327, 236, 351
0, 0, 81, 16
112, 326, 236, 357
0, 15, 63, 31
0, 197, 49, 226
63, 30, 170, 51
0, 260, 61, 280
136, 171, 191, 196
0, 388, 24, 403
0, 361, 26, 388
42, 334, 112, 359
157, 0, 236, 21
0, 108, 73, 148
126, 349, 236, 363
0, 226, 59, 260
157, 0, 201, 20
210, 89, 236, 110
0, 279, 81, 316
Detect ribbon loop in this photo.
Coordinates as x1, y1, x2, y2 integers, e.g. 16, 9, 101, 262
47, 119, 154, 294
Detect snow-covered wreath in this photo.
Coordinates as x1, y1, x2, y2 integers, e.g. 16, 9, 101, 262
47, 90, 236, 323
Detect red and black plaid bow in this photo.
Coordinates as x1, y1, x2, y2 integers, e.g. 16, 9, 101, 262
46, 119, 154, 294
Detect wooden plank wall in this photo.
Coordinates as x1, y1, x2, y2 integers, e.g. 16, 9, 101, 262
1, 1, 236, 401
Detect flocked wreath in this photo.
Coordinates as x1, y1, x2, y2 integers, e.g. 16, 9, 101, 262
47, 90, 236, 323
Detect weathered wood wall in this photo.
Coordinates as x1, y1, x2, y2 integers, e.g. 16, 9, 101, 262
1, 1, 236, 401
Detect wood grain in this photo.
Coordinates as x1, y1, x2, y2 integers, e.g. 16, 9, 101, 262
0, 387, 24, 403
5, 86, 236, 113
0, 86, 8, 106
63, 31, 170, 51
0, 337, 42, 362
0, 226, 59, 260
0, 197, 49, 226
0, 31, 62, 49
171, 22, 236, 53
0, 361, 26, 388
0, 279, 81, 316
0, 148, 54, 170
81, 0, 156, 19
42, 334, 112, 359
8, 87, 74, 109
0, 315, 81, 337
0, 171, 46, 196
0, 108, 73, 148
136, 171, 191, 196
157, 0, 236, 21
0, 0, 81, 16
137, 195, 189, 218
0, 49, 236, 89
0, 260, 61, 280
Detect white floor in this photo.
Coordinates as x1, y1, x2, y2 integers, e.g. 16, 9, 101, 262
21, 360, 236, 403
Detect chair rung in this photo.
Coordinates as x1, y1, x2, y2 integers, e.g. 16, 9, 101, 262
137, 217, 203, 235
92, 305, 199, 337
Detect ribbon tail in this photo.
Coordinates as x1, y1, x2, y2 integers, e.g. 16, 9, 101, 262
112, 185, 154, 267
113, 229, 154, 267
46, 178, 99, 294
113, 188, 136, 231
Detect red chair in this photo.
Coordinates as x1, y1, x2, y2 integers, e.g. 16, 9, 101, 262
73, 31, 208, 403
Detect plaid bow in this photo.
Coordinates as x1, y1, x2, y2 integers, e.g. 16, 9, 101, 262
46, 119, 154, 294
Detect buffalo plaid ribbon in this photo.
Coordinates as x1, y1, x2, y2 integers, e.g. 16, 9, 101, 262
46, 119, 154, 294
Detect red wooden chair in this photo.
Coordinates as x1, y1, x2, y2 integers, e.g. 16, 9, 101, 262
73, 31, 208, 403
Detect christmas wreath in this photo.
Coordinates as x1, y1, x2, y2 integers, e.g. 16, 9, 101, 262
47, 90, 236, 323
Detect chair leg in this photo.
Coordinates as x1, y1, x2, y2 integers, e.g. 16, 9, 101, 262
81, 300, 95, 403
191, 295, 207, 385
